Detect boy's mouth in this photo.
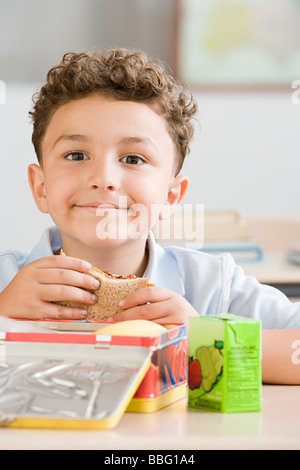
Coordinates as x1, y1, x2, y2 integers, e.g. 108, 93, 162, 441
73, 202, 128, 215
72, 200, 152, 239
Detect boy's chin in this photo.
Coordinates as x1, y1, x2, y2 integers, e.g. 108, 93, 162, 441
95, 221, 150, 243
60, 219, 150, 249
94, 232, 149, 246
79, 229, 149, 248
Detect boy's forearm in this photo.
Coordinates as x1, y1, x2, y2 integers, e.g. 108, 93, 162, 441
262, 329, 300, 384
0, 290, 10, 317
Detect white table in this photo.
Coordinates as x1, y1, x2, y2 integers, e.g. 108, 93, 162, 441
0, 385, 299, 450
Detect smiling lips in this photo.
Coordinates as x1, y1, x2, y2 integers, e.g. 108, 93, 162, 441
73, 202, 128, 214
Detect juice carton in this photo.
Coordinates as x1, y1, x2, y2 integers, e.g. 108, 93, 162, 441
188, 314, 261, 413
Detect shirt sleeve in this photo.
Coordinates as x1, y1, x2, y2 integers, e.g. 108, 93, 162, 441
0, 248, 32, 292
227, 259, 300, 329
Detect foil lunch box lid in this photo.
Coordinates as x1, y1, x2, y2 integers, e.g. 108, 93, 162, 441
0, 332, 152, 430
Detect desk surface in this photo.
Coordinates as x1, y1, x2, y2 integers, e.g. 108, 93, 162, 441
1, 385, 299, 450
240, 253, 300, 285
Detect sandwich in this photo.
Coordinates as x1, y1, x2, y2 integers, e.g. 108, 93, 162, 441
57, 250, 152, 321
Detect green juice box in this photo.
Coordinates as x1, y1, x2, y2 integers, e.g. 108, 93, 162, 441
188, 314, 262, 413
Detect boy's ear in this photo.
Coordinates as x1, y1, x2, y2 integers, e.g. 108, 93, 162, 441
159, 174, 189, 220
28, 164, 49, 213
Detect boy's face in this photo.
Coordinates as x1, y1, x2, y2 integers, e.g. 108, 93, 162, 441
28, 94, 188, 249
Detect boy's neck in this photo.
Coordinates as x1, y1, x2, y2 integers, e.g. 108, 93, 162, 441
59, 234, 149, 278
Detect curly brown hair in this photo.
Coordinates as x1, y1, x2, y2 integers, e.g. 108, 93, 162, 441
29, 48, 198, 174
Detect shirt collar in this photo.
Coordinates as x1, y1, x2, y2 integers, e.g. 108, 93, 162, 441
26, 226, 62, 264
144, 231, 185, 297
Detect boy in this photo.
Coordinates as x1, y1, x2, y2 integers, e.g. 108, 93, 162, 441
0, 48, 299, 384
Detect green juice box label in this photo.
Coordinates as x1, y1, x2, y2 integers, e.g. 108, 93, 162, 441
188, 314, 261, 413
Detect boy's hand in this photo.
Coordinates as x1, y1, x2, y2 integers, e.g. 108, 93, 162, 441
111, 286, 198, 324
0, 256, 99, 320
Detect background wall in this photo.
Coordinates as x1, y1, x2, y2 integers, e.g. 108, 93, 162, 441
0, 0, 299, 252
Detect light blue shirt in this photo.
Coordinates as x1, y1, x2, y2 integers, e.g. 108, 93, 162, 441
1, 226, 300, 329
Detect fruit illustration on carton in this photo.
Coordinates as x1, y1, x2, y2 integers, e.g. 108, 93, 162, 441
188, 315, 261, 413
188, 358, 202, 390
188, 341, 224, 392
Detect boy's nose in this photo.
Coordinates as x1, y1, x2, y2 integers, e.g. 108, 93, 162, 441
88, 160, 120, 191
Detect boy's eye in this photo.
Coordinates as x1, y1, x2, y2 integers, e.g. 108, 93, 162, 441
64, 152, 89, 161
120, 154, 145, 165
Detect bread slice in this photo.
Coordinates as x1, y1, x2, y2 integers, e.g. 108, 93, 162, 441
56, 254, 152, 321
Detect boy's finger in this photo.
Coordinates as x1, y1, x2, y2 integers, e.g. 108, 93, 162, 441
37, 268, 100, 291
113, 300, 170, 322
33, 255, 92, 273
118, 286, 172, 309
38, 303, 88, 320
40, 284, 97, 305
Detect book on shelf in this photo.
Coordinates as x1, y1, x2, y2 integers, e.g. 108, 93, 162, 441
202, 210, 241, 226
186, 238, 264, 262
153, 209, 250, 243
203, 219, 250, 241
153, 209, 264, 262
286, 243, 300, 266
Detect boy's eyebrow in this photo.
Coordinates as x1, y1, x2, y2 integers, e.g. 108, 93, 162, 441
118, 136, 160, 153
52, 134, 88, 149
52, 134, 161, 154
